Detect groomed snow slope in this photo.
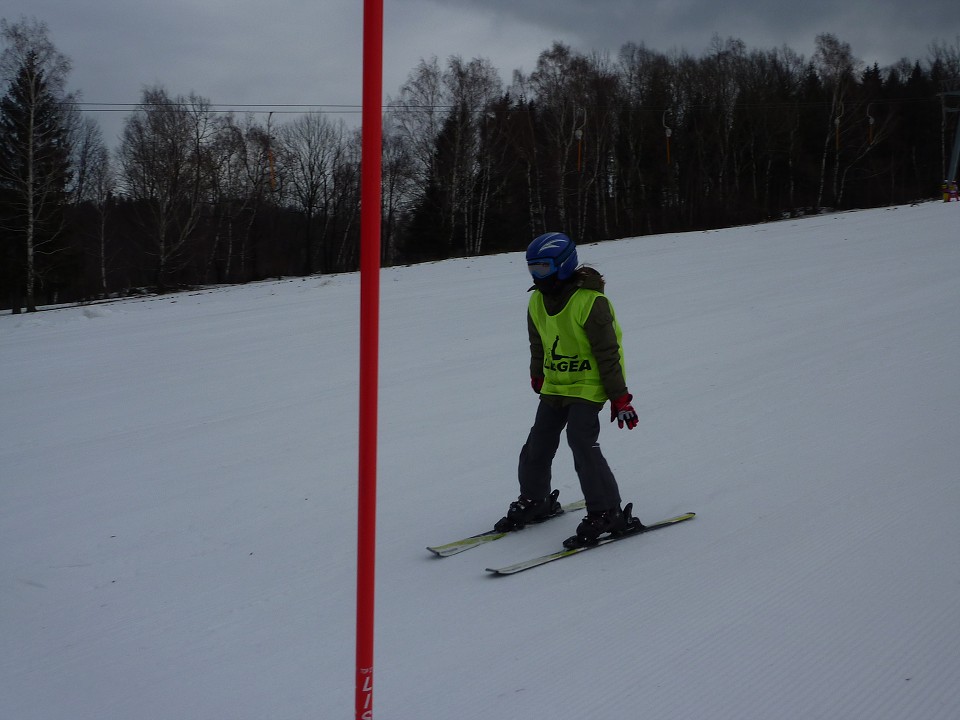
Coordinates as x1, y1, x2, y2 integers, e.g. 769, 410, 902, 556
2, 202, 959, 719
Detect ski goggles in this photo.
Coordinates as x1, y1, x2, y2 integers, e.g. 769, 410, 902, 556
527, 259, 558, 279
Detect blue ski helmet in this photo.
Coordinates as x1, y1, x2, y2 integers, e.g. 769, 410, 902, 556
526, 232, 578, 281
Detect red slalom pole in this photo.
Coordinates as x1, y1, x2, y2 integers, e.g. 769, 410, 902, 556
356, 0, 383, 717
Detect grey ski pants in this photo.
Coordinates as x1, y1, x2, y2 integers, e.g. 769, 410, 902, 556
518, 398, 622, 513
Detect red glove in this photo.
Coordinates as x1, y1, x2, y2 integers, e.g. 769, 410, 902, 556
531, 376, 544, 394
610, 393, 638, 429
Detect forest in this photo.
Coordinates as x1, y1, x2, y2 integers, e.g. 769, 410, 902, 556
2, 17, 959, 311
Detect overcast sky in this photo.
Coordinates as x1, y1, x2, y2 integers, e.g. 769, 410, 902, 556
2, 0, 956, 146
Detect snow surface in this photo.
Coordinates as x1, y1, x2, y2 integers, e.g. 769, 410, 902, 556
2, 203, 960, 720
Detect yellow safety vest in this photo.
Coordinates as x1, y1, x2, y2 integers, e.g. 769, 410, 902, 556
528, 289, 624, 403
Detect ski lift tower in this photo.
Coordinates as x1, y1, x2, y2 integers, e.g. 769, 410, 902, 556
943, 91, 960, 184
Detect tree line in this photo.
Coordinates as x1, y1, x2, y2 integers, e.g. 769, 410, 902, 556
2, 17, 959, 312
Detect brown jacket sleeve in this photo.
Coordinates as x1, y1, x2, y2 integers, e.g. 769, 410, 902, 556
584, 295, 628, 400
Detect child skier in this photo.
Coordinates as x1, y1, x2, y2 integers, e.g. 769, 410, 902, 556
495, 232, 641, 548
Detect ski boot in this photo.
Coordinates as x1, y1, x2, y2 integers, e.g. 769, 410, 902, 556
563, 502, 644, 549
494, 489, 562, 532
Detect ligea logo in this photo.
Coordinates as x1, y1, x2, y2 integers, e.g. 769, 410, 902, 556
545, 336, 592, 372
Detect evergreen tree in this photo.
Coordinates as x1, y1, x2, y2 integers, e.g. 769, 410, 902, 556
403, 108, 461, 262
0, 50, 71, 311
0, 19, 72, 312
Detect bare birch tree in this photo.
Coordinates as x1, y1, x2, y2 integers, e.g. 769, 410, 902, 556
118, 87, 211, 289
